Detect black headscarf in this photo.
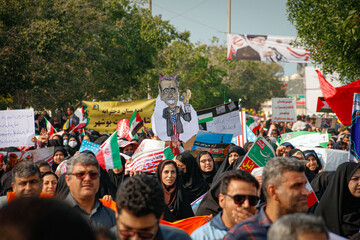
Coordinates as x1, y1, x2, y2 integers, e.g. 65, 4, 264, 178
68, 134, 80, 152
211, 145, 246, 184
175, 151, 209, 203
315, 162, 360, 237
155, 160, 194, 221
303, 150, 322, 174
286, 149, 316, 182
107, 157, 127, 188
52, 146, 68, 172
195, 156, 245, 216
195, 151, 217, 187
310, 171, 335, 201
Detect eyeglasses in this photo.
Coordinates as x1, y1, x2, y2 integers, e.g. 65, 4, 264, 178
70, 172, 99, 180
118, 229, 155, 240
222, 193, 260, 206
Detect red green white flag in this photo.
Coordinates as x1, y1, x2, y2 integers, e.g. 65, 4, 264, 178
44, 117, 56, 136
129, 110, 143, 137
96, 132, 122, 169
246, 117, 260, 134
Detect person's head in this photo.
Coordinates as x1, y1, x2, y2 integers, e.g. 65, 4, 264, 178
158, 73, 179, 110
0, 198, 96, 240
304, 151, 321, 173
281, 142, 294, 155
65, 154, 100, 202
67, 106, 75, 116
247, 35, 267, 46
262, 157, 309, 216
115, 175, 165, 240
36, 160, 51, 175
53, 147, 68, 165
83, 134, 93, 142
227, 146, 246, 166
219, 170, 259, 229
342, 133, 350, 150
175, 151, 197, 175
123, 144, 135, 154
268, 213, 328, 240
68, 135, 79, 149
270, 129, 280, 138
287, 149, 305, 161
11, 161, 42, 198
197, 151, 214, 173
159, 160, 177, 188
347, 164, 360, 198
42, 172, 58, 194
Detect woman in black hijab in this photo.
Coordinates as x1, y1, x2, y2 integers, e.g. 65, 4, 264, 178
155, 160, 194, 221
107, 156, 127, 188
211, 145, 246, 184
303, 150, 322, 174
196, 151, 217, 187
52, 146, 68, 172
315, 162, 360, 238
286, 149, 316, 182
175, 151, 209, 203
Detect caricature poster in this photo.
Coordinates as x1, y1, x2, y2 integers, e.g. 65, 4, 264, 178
152, 74, 199, 143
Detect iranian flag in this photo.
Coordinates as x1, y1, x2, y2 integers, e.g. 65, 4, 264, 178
129, 110, 143, 137
96, 132, 122, 169
45, 117, 56, 136
306, 181, 318, 208
69, 119, 87, 134
246, 117, 260, 134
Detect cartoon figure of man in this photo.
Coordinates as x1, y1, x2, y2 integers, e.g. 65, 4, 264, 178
159, 74, 192, 142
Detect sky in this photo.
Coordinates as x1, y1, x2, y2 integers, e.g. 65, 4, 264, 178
150, 0, 299, 76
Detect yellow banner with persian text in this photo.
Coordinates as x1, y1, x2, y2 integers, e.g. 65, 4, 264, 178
83, 99, 155, 134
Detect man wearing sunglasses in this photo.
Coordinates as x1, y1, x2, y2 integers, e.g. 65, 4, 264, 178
115, 174, 191, 240
224, 157, 309, 240
65, 153, 116, 228
191, 170, 259, 240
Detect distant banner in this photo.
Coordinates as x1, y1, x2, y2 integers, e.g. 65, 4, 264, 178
190, 131, 233, 162
280, 131, 330, 148
197, 101, 242, 137
0, 147, 54, 167
0, 109, 35, 148
272, 98, 296, 122
349, 93, 360, 162
237, 137, 275, 173
83, 99, 155, 134
227, 34, 311, 63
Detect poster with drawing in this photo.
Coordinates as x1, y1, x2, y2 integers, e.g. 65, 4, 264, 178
152, 74, 199, 143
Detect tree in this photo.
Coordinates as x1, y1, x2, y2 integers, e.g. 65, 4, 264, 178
287, 0, 360, 83
0, 0, 188, 110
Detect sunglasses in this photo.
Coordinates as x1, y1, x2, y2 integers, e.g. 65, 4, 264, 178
118, 229, 155, 239
222, 193, 260, 206
70, 172, 99, 180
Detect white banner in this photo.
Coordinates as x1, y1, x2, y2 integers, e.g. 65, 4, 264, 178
227, 34, 311, 63
0, 109, 35, 148
272, 98, 296, 122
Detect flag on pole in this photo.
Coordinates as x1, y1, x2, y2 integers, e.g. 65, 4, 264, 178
96, 132, 122, 169
246, 117, 260, 134
232, 111, 247, 147
349, 93, 360, 162
306, 181, 318, 208
129, 110, 143, 137
69, 119, 87, 134
44, 117, 56, 136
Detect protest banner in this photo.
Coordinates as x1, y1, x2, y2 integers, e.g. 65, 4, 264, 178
190, 131, 233, 163
79, 140, 101, 155
349, 93, 360, 162
315, 118, 337, 129
237, 136, 275, 173
280, 131, 330, 148
82, 99, 155, 134
0, 109, 35, 148
0, 147, 55, 167
126, 139, 172, 173
152, 74, 199, 143
197, 101, 242, 137
227, 34, 310, 63
298, 146, 348, 171
272, 98, 296, 122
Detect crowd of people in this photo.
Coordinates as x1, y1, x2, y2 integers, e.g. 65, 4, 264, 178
0, 108, 359, 240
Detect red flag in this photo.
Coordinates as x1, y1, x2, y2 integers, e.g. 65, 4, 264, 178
317, 70, 360, 126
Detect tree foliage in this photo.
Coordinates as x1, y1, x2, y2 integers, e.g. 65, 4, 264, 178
287, 0, 360, 82
0, 0, 188, 109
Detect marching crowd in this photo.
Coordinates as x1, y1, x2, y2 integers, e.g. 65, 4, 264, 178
0, 108, 359, 240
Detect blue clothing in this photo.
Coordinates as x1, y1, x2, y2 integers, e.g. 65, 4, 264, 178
224, 206, 271, 240
191, 211, 229, 240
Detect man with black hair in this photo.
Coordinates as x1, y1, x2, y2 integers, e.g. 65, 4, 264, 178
35, 160, 51, 175
0, 161, 43, 208
115, 174, 191, 240
191, 170, 259, 240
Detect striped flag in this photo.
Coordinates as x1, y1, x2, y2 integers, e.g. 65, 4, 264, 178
306, 181, 318, 208
246, 117, 260, 134
69, 119, 87, 134
96, 132, 122, 169
129, 110, 143, 137
44, 117, 56, 136
232, 111, 247, 147
198, 112, 213, 124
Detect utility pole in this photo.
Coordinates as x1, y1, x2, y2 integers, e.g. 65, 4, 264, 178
147, 0, 152, 99
148, 0, 152, 13
227, 0, 231, 34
